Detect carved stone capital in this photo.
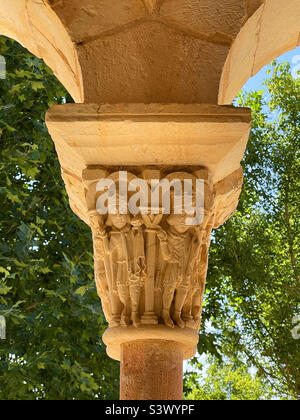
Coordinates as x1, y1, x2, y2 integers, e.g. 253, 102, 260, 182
78, 166, 241, 359
46, 103, 247, 360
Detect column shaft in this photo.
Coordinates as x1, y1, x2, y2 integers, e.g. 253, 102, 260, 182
120, 340, 183, 400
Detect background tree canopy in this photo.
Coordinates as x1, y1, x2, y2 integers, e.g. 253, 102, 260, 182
0, 37, 119, 400
0, 37, 299, 400
191, 61, 300, 400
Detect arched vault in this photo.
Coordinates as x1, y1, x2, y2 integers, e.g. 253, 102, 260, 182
0, 0, 83, 102
0, 1, 299, 105
219, 0, 300, 104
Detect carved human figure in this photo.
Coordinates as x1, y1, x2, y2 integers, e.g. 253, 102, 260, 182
157, 213, 202, 329
89, 210, 126, 328
182, 221, 213, 329
130, 216, 147, 327
88, 211, 112, 323
101, 211, 146, 328
101, 212, 132, 327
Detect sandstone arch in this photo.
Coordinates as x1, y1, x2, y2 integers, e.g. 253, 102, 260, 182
1, 1, 299, 106
43, 0, 264, 104
219, 0, 300, 105
0, 0, 83, 103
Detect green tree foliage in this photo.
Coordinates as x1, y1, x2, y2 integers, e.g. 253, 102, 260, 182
0, 37, 119, 400
198, 61, 300, 398
185, 357, 280, 400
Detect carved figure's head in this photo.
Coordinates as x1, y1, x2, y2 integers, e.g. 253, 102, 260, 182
108, 213, 131, 230
167, 213, 193, 234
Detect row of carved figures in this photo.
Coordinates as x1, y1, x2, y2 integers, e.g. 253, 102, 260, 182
89, 210, 213, 330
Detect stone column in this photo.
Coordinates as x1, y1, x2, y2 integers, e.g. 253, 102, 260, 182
46, 103, 250, 400
120, 340, 183, 400
4, 0, 254, 400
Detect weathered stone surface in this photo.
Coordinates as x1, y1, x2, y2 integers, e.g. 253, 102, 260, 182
77, 21, 229, 104
27, 0, 83, 101
219, 0, 300, 104
143, 0, 162, 13
48, 0, 260, 104
0, 0, 38, 55
51, 0, 250, 43
46, 103, 251, 185
253, 0, 300, 73
245, 0, 264, 18
219, 6, 263, 105
50, 0, 146, 43
104, 326, 198, 361
214, 167, 244, 229
0, 0, 83, 102
1, 1, 298, 106
160, 0, 246, 40
46, 104, 246, 365
120, 340, 183, 400
50, 0, 253, 104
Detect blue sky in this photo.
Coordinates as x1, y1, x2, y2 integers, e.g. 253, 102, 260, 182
242, 46, 300, 93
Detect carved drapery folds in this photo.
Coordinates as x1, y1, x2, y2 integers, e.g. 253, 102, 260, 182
79, 166, 242, 338
48, 103, 248, 360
